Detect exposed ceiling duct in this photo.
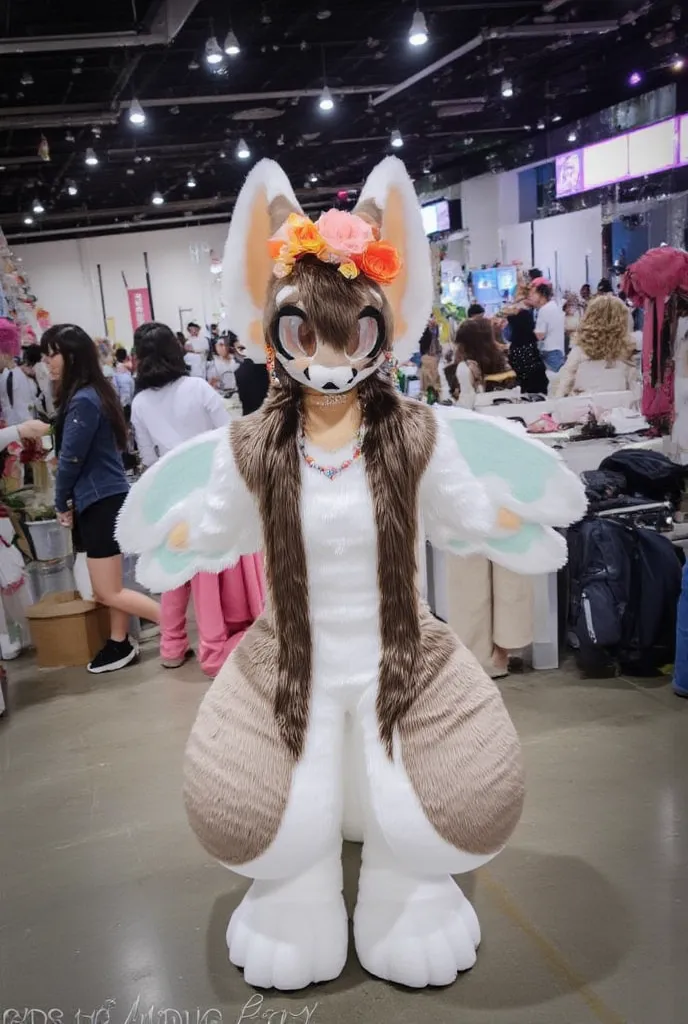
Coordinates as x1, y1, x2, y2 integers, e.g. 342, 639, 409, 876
0, 0, 201, 54
0, 112, 119, 130
372, 19, 619, 105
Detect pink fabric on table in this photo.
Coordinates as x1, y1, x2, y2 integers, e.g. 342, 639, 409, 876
160, 553, 265, 677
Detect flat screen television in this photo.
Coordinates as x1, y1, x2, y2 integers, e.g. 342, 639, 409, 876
422, 199, 451, 236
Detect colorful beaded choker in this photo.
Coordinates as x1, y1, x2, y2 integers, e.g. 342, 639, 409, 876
298, 427, 365, 481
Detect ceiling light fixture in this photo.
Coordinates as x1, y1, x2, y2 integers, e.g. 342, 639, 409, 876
318, 85, 334, 112
409, 9, 429, 47
236, 138, 251, 159
537, 119, 546, 130
151, 190, 165, 206
20, 71, 34, 86
224, 30, 240, 56
85, 147, 99, 166
552, 114, 562, 123
629, 71, 642, 86
186, 173, 197, 188
567, 129, 577, 143
32, 198, 45, 214
23, 215, 34, 225
501, 78, 514, 98
309, 172, 319, 183
67, 180, 78, 196
205, 36, 224, 65
390, 129, 404, 149
672, 56, 684, 71
128, 98, 146, 126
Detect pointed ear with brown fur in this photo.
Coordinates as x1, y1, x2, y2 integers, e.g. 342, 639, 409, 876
222, 159, 302, 359
354, 157, 433, 362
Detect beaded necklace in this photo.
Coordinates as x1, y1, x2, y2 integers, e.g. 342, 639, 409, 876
298, 425, 365, 481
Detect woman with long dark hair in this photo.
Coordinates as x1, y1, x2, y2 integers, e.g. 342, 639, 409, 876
41, 324, 160, 673
131, 322, 264, 675
446, 317, 516, 407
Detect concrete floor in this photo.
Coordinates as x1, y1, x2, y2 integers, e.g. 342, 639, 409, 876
1, 643, 685, 1024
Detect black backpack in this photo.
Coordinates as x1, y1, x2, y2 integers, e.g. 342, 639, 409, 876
566, 517, 682, 676
599, 449, 686, 509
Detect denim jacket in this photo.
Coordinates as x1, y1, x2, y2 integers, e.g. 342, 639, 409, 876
55, 386, 128, 515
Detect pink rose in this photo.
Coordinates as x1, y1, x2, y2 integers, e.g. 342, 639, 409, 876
316, 210, 374, 256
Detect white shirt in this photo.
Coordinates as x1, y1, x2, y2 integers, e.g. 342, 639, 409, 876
552, 347, 639, 398
186, 332, 208, 355
206, 356, 238, 391
184, 351, 206, 378
131, 375, 230, 468
535, 300, 565, 354
0, 367, 43, 425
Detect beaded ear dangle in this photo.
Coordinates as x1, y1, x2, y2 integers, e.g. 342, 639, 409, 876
265, 344, 279, 384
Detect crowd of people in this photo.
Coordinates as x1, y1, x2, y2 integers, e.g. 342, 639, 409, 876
441, 273, 640, 409
0, 316, 271, 678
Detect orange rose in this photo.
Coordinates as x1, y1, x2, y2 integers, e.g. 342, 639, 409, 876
287, 217, 325, 257
268, 239, 284, 261
359, 241, 402, 285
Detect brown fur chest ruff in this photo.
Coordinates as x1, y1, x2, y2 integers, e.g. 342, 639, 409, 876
231, 382, 436, 760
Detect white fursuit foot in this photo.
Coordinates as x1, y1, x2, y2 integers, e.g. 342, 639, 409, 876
354, 865, 480, 987
226, 858, 348, 990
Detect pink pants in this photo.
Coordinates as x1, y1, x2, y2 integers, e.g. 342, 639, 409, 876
160, 554, 265, 677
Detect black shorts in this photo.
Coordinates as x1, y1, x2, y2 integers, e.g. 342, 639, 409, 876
76, 493, 127, 559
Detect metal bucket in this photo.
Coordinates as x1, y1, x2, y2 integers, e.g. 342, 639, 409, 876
26, 520, 73, 562
27, 558, 75, 602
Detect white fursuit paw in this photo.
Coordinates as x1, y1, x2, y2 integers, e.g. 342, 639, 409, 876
227, 882, 348, 990
354, 872, 480, 987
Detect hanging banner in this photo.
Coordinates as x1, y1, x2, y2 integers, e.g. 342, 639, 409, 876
127, 288, 151, 331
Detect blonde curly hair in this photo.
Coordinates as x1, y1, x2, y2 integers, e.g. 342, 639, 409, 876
576, 294, 635, 363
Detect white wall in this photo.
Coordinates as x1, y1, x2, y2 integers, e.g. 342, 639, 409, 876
14, 221, 230, 346
461, 170, 519, 267
533, 206, 603, 295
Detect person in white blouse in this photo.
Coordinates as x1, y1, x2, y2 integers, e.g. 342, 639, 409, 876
131, 322, 264, 675
552, 294, 639, 398
206, 336, 240, 393
448, 317, 516, 409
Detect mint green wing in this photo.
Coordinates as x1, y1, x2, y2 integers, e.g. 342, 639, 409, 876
424, 408, 587, 574
116, 428, 261, 592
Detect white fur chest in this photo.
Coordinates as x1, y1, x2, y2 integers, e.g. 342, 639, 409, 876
299, 453, 381, 691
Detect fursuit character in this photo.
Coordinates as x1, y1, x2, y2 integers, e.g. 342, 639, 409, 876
117, 158, 587, 991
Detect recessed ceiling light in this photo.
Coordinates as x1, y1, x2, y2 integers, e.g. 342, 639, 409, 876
318, 86, 334, 112
205, 36, 224, 65
409, 9, 429, 46
84, 147, 99, 166
390, 129, 403, 149
151, 190, 164, 206
224, 30, 240, 56
236, 138, 251, 159
128, 98, 146, 126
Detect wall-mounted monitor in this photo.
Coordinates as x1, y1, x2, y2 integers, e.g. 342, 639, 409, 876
555, 115, 688, 199
422, 199, 451, 235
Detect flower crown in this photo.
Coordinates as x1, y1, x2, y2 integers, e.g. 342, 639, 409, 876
268, 210, 402, 286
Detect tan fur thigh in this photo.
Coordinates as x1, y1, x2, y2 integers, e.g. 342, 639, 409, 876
399, 610, 525, 856
183, 617, 294, 866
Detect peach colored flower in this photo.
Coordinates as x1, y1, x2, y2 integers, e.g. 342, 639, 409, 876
316, 210, 374, 256
359, 241, 402, 285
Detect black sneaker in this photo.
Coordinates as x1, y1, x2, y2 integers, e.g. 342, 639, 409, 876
87, 637, 140, 675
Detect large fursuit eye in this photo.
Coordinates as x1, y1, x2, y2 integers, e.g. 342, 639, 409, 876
348, 306, 386, 361
276, 307, 317, 359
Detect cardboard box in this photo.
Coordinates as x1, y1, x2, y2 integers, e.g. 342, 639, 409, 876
26, 590, 110, 668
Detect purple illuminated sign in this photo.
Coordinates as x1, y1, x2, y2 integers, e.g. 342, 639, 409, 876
555, 115, 687, 198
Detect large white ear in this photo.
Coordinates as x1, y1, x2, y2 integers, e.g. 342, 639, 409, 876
222, 159, 302, 359
354, 157, 433, 362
